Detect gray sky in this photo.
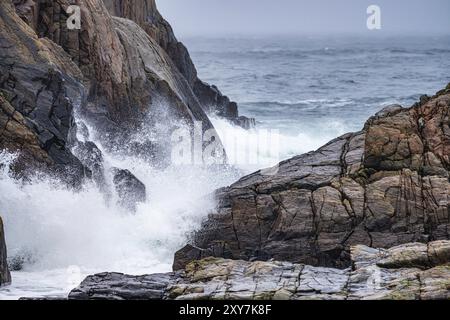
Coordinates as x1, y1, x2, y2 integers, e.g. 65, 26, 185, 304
156, 0, 450, 36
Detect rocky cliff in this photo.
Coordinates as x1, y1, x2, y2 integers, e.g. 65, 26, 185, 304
69, 240, 450, 300
174, 87, 450, 270
0, 0, 86, 183
68, 87, 450, 301
0, 0, 254, 286
1, 0, 259, 175
0, 216, 11, 286
101, 0, 254, 127
12, 0, 252, 137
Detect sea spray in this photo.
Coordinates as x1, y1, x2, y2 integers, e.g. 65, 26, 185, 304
0, 123, 242, 298
0, 112, 343, 299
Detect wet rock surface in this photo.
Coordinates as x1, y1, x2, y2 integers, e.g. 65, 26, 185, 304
0, 216, 11, 286
112, 168, 147, 212
69, 240, 450, 300
102, 0, 254, 129
174, 89, 450, 269
0, 0, 87, 185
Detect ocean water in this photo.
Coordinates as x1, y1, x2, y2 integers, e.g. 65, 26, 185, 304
1, 35, 450, 299
187, 35, 450, 160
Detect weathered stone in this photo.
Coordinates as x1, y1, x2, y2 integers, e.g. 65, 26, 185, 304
102, 0, 254, 129
419, 265, 450, 300
69, 272, 175, 300
73, 141, 105, 187
0, 0, 87, 186
69, 241, 450, 300
174, 89, 450, 270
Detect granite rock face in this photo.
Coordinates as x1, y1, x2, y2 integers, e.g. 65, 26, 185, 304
69, 240, 450, 300
11, 0, 251, 147
0, 0, 86, 184
0, 216, 11, 286
174, 88, 450, 270
102, 0, 254, 128
3, 0, 253, 175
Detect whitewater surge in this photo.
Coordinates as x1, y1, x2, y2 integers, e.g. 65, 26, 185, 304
1, 107, 333, 299
0, 111, 368, 299
0, 125, 237, 299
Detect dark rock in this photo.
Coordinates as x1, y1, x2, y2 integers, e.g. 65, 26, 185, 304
232, 116, 257, 130
112, 168, 147, 212
173, 243, 233, 271
0, 0, 87, 186
102, 0, 254, 130
11, 0, 228, 153
0, 216, 11, 286
174, 89, 450, 270
69, 272, 175, 300
73, 141, 105, 187
69, 241, 450, 300
193, 80, 255, 129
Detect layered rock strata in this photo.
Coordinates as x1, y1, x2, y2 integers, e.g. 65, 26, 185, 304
0, 0, 86, 184
174, 87, 450, 269
69, 240, 450, 300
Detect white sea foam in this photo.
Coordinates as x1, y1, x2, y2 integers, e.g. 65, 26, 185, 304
0, 111, 343, 299
0, 128, 240, 299
210, 116, 347, 173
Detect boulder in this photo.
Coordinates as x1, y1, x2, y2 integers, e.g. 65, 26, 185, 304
69, 240, 450, 300
112, 168, 146, 212
73, 141, 105, 187
3, 0, 238, 180
0, 216, 11, 286
174, 87, 450, 270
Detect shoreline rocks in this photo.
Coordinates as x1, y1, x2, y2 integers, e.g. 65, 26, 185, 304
174, 87, 450, 270
112, 168, 147, 212
0, 0, 88, 187
69, 240, 450, 300
3, 0, 253, 182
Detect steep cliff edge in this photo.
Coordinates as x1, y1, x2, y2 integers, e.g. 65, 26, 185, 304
69, 240, 450, 300
174, 86, 450, 270
12, 0, 252, 138
101, 0, 254, 127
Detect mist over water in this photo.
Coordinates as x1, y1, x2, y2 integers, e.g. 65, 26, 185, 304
185, 35, 450, 137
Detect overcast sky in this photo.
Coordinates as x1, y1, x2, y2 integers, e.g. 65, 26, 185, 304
156, 0, 450, 37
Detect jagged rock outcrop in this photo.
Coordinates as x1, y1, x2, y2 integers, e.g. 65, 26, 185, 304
0, 216, 11, 286
112, 168, 146, 212
69, 240, 450, 300
10, 0, 250, 158
102, 0, 254, 128
0, 0, 87, 184
174, 86, 450, 270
